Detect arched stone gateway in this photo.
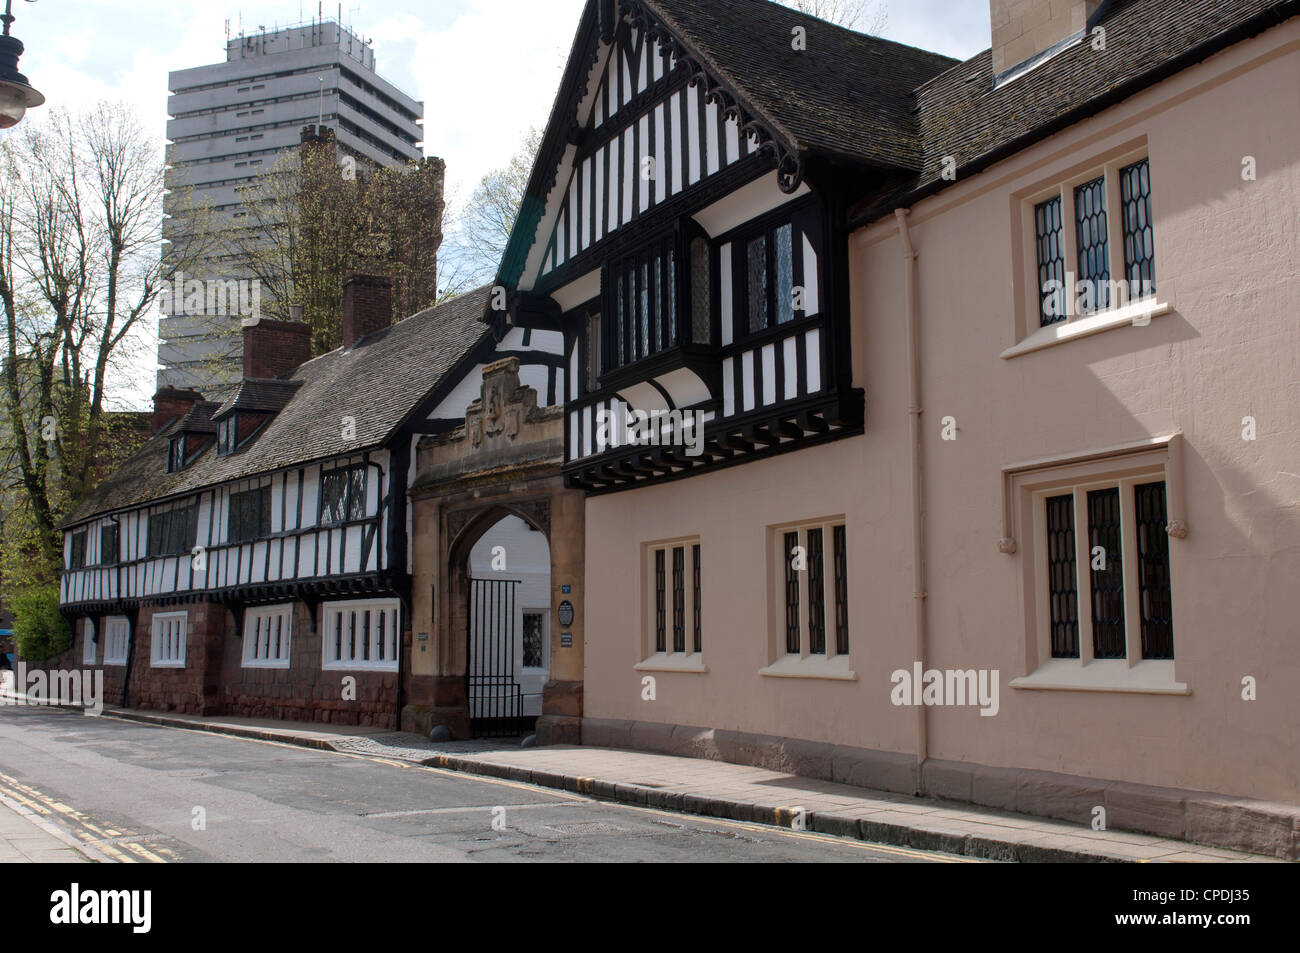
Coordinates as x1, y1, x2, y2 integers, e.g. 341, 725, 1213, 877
405, 358, 584, 744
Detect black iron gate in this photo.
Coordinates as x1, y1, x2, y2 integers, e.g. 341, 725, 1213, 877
467, 577, 536, 738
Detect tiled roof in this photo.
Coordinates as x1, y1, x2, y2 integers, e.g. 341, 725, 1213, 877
856, 0, 1299, 222
213, 379, 302, 418
645, 0, 958, 171
64, 287, 492, 526
176, 401, 220, 435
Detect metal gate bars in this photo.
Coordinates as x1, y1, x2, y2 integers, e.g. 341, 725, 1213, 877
466, 577, 534, 738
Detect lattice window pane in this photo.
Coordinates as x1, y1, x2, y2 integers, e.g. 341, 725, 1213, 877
671, 545, 685, 653
775, 223, 794, 324
833, 525, 848, 656
1074, 176, 1110, 312
654, 548, 666, 653
1120, 158, 1156, 295
747, 234, 768, 333
783, 531, 800, 654
807, 528, 826, 655
692, 543, 702, 653
690, 237, 711, 344
1035, 195, 1066, 326
1046, 494, 1080, 658
1087, 488, 1126, 658
1135, 481, 1174, 659
522, 613, 544, 668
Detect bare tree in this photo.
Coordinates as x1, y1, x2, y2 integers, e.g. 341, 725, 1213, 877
0, 102, 205, 575
440, 127, 542, 292
777, 0, 888, 32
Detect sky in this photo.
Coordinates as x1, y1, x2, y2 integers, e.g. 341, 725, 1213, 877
6, 0, 992, 408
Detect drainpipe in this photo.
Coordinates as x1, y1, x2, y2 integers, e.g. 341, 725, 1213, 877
895, 207, 928, 789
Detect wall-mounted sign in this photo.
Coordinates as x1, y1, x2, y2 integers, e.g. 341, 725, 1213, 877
557, 600, 574, 627
560, 632, 573, 648
561, 584, 571, 594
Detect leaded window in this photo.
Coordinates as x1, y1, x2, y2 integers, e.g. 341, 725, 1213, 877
671, 546, 685, 653
1035, 195, 1066, 326
1046, 494, 1079, 658
692, 543, 702, 653
1120, 158, 1156, 294
99, 523, 119, 566
654, 548, 666, 653
1135, 481, 1173, 660
319, 463, 366, 525
1074, 176, 1110, 312
228, 485, 272, 543
148, 503, 198, 557
690, 236, 711, 344
522, 611, 545, 669
833, 525, 848, 656
1087, 487, 1126, 659
607, 233, 676, 368
783, 531, 800, 654
744, 220, 796, 335
69, 531, 87, 570
807, 527, 826, 655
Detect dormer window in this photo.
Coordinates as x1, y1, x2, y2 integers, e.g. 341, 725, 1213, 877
167, 436, 187, 473
217, 416, 236, 456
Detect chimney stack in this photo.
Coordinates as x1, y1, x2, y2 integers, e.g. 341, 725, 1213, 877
242, 318, 313, 380
342, 274, 393, 348
991, 0, 1102, 84
152, 387, 203, 435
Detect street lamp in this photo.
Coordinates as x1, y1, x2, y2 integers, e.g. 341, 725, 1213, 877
0, 0, 43, 129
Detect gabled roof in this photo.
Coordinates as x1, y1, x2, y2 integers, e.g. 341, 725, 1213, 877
497, 0, 957, 288
213, 378, 302, 419
642, 0, 957, 171
64, 287, 493, 526
853, 0, 1300, 224
175, 401, 220, 436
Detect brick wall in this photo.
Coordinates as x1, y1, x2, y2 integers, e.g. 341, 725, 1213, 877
220, 601, 399, 728
127, 603, 226, 715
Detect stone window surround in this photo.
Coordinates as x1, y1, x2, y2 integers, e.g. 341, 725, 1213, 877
242, 603, 294, 669
1001, 435, 1189, 695
1007, 142, 1172, 359
150, 611, 188, 669
638, 536, 704, 671
760, 516, 856, 682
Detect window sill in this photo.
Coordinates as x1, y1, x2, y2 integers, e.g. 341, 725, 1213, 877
242, 659, 291, 670
104, 659, 128, 667
759, 654, 856, 681
1010, 659, 1189, 695
635, 652, 707, 673
150, 660, 187, 669
1001, 298, 1172, 360
321, 661, 399, 673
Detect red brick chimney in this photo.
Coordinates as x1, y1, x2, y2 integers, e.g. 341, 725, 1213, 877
152, 388, 203, 435
243, 318, 313, 380
342, 274, 393, 348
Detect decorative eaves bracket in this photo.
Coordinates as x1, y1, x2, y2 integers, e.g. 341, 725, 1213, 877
623, 0, 805, 193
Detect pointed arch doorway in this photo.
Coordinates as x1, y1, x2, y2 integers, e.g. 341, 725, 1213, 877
405, 358, 585, 744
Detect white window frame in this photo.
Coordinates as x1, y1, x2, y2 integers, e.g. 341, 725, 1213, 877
150, 611, 188, 668
637, 538, 705, 673
1006, 147, 1171, 359
761, 519, 854, 681
82, 619, 97, 665
321, 598, 400, 672
242, 603, 293, 669
104, 617, 131, 666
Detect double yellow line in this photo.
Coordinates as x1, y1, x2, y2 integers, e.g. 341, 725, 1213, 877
0, 770, 172, 863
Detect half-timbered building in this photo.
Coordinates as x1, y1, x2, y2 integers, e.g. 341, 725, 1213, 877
486, 0, 1300, 857
56, 275, 563, 727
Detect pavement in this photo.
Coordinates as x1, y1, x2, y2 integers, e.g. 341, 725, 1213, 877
90, 706, 1280, 863
0, 790, 99, 863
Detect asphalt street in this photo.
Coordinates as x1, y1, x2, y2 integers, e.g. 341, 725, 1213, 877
0, 705, 968, 863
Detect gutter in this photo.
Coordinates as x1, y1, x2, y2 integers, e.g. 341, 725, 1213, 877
894, 208, 928, 788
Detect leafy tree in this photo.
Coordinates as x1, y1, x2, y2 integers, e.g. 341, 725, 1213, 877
440, 127, 542, 294
225, 131, 445, 355
10, 583, 69, 662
